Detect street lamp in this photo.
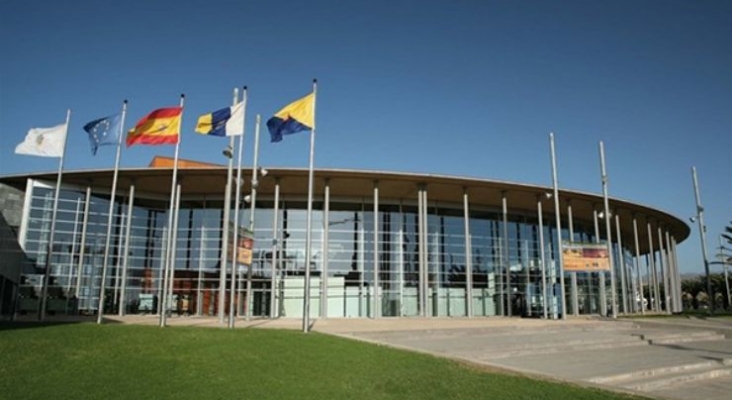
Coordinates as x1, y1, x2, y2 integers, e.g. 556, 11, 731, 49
691, 167, 713, 313
713, 237, 731, 310
222, 145, 233, 159
244, 117, 264, 321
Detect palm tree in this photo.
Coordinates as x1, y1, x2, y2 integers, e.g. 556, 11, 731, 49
723, 220, 732, 244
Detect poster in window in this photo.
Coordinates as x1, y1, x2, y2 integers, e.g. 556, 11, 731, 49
561, 241, 610, 271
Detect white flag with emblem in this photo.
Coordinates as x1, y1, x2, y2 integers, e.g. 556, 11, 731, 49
15, 123, 68, 157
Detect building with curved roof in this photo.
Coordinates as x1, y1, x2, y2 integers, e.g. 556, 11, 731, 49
0, 159, 688, 320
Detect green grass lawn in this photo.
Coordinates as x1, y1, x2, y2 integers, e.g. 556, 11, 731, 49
0, 322, 650, 400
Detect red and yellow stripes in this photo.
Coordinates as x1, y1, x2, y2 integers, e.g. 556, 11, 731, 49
126, 107, 182, 146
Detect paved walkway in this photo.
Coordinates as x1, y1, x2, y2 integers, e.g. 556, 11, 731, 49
14, 314, 732, 400
101, 313, 606, 332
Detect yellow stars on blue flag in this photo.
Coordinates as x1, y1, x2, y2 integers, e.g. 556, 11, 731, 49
83, 114, 122, 156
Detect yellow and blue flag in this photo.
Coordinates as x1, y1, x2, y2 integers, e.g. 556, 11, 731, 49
195, 102, 244, 137
266, 92, 314, 142
83, 114, 122, 156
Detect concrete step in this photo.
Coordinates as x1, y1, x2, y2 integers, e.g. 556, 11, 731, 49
476, 337, 648, 359
587, 360, 722, 384
622, 367, 732, 392
364, 324, 639, 341
641, 331, 727, 345
651, 373, 732, 400
489, 335, 643, 351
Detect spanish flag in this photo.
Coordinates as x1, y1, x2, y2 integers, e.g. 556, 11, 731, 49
266, 92, 314, 143
126, 107, 182, 146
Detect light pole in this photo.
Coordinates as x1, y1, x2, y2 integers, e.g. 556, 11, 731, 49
243, 164, 268, 321
218, 88, 239, 324
714, 236, 731, 310
691, 167, 713, 313
599, 142, 617, 319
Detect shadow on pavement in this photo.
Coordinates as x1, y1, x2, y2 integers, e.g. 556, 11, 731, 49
0, 316, 121, 331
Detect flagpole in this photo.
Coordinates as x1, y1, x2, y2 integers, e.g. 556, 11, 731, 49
599, 141, 618, 318
166, 181, 182, 317
229, 87, 247, 329
159, 94, 185, 328
549, 132, 567, 320
218, 89, 238, 324
303, 79, 317, 333
39, 109, 72, 321
228, 132, 243, 327
97, 100, 128, 324
245, 113, 261, 321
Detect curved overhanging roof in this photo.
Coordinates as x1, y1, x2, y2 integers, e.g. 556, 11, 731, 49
0, 167, 690, 254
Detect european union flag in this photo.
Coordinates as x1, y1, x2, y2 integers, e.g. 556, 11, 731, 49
83, 114, 122, 156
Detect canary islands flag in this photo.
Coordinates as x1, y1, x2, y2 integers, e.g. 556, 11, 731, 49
127, 107, 182, 146
266, 92, 314, 143
195, 102, 244, 137
15, 123, 68, 157
83, 114, 122, 156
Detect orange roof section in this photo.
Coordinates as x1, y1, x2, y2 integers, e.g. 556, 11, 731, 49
148, 156, 223, 169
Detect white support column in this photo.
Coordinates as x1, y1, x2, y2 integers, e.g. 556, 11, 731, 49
666, 231, 677, 313
67, 197, 82, 295
522, 239, 530, 317
567, 201, 578, 316
196, 223, 205, 316
320, 179, 330, 319
113, 193, 128, 314
118, 183, 135, 316
671, 237, 683, 313
645, 254, 653, 312
657, 226, 669, 314
647, 221, 659, 312
372, 181, 379, 319
157, 227, 168, 316
502, 192, 510, 317
398, 201, 405, 317
537, 196, 548, 319
430, 218, 439, 316
269, 180, 280, 318
422, 187, 430, 317
75, 186, 92, 300
615, 213, 627, 314
594, 209, 606, 316
358, 203, 365, 317
463, 188, 473, 317
667, 237, 676, 312
418, 185, 427, 317
632, 215, 643, 314
417, 187, 422, 317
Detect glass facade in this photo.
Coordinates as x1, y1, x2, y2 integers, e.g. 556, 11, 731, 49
14, 175, 680, 319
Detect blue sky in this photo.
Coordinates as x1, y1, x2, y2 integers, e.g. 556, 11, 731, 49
1, 0, 730, 274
